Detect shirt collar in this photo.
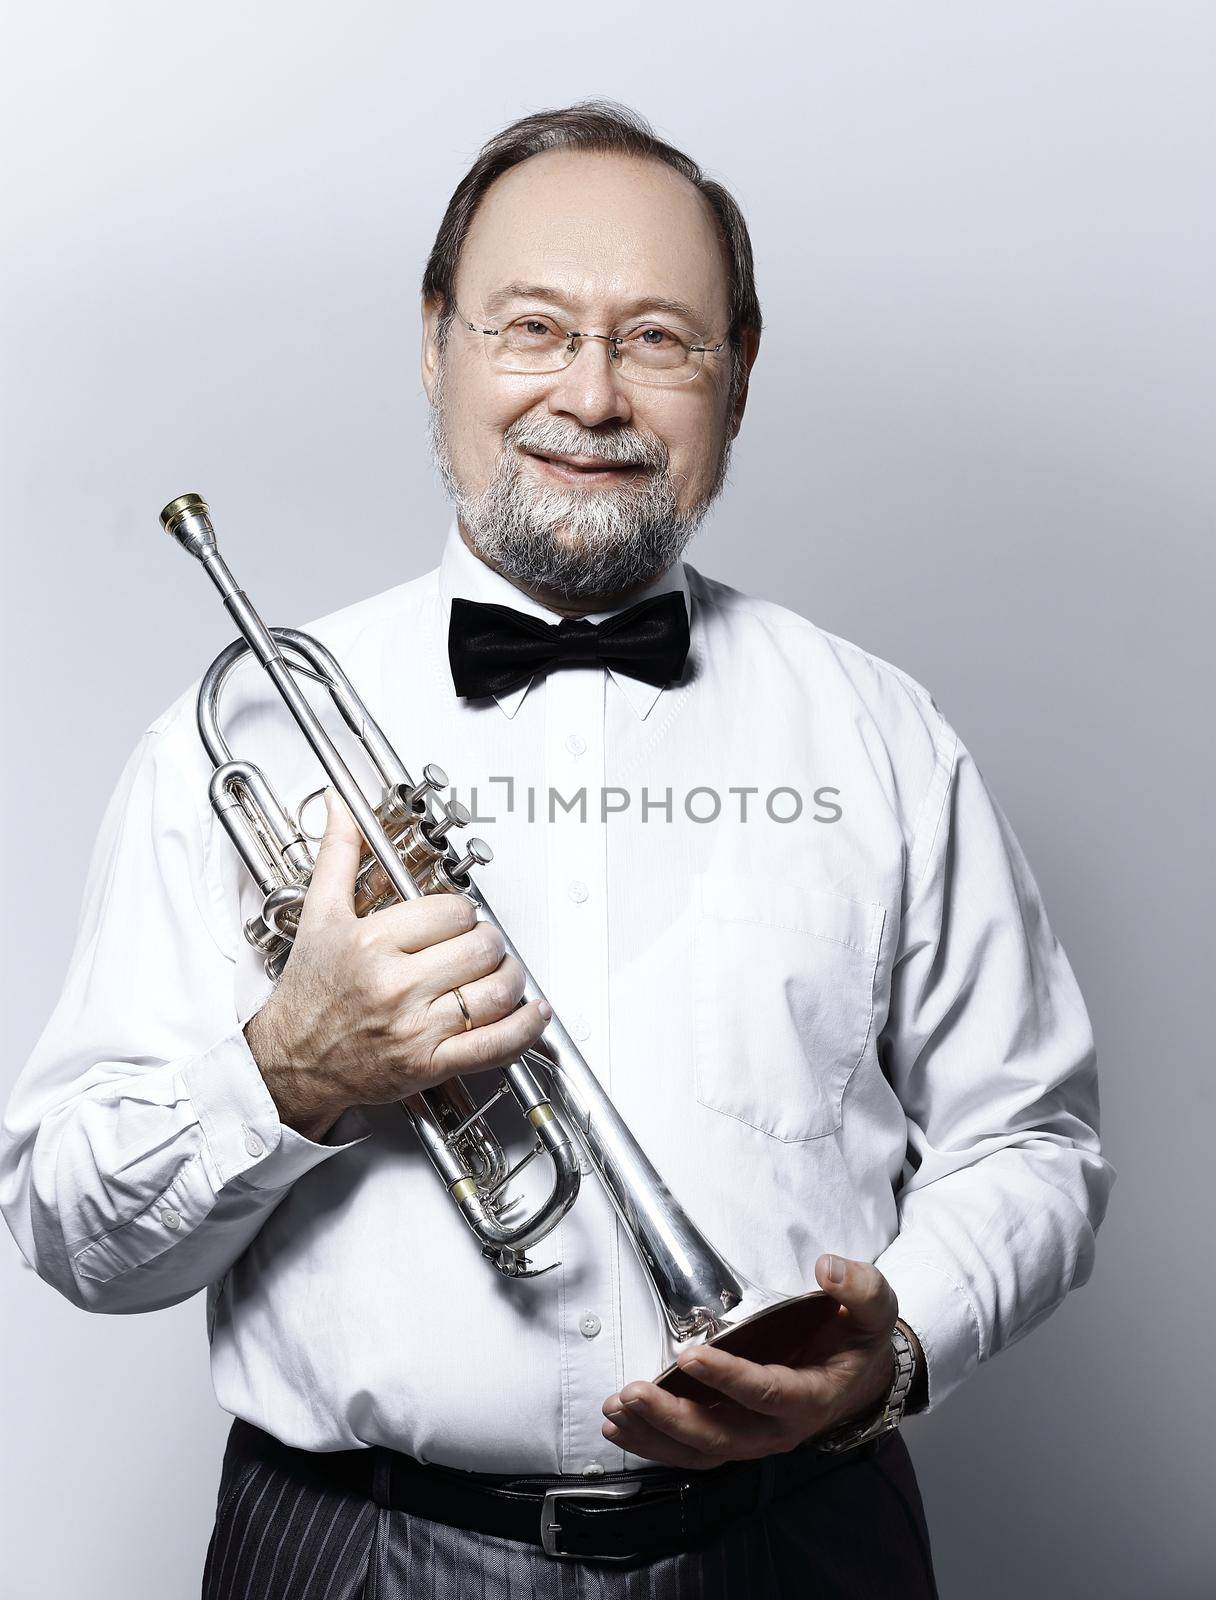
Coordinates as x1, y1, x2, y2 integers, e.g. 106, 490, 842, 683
436, 517, 692, 721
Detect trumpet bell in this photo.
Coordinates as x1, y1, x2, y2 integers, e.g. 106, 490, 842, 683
653, 1287, 839, 1402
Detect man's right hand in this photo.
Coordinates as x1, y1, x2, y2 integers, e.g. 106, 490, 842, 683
244, 788, 551, 1140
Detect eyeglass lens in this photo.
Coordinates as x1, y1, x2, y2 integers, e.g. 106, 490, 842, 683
488, 315, 706, 386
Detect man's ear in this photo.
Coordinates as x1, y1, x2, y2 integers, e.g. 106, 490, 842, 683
421, 295, 444, 403
728, 327, 761, 440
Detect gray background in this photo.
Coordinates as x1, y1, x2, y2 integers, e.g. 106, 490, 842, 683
1, 2, 1211, 1595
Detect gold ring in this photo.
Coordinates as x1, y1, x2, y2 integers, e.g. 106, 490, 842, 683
452, 986, 473, 1031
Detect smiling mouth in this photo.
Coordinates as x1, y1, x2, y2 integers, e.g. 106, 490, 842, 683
525, 450, 648, 477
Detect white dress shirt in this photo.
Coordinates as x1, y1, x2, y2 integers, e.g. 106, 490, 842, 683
0, 519, 1115, 1473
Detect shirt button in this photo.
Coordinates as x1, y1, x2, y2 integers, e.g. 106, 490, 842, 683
579, 1312, 602, 1339
160, 1208, 181, 1231
583, 1462, 606, 1477
565, 733, 587, 756
244, 1132, 264, 1157
569, 1015, 591, 1042
567, 880, 589, 904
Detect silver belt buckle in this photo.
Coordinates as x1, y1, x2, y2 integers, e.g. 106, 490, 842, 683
541, 1479, 644, 1561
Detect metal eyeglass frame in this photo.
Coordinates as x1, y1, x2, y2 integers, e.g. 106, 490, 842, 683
450, 301, 728, 388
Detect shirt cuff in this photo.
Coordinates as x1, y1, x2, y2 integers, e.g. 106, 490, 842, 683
872, 1234, 983, 1415
181, 1028, 373, 1193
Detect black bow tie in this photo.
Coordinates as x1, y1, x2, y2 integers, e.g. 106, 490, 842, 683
448, 591, 691, 700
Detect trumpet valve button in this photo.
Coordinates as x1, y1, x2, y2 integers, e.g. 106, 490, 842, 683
406, 763, 449, 806
450, 838, 493, 879
426, 798, 471, 845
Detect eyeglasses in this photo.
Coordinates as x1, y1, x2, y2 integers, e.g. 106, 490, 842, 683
452, 302, 727, 388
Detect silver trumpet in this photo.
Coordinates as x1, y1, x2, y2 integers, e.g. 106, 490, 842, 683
161, 493, 833, 1397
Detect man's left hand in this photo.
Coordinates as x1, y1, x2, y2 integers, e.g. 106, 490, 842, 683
601, 1254, 898, 1470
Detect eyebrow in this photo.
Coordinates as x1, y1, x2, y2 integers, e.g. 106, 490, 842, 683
481, 282, 705, 328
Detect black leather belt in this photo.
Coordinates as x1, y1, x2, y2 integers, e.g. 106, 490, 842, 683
230, 1418, 885, 1566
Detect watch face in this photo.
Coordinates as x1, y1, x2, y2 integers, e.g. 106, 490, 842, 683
817, 1422, 881, 1453
815, 1407, 889, 1452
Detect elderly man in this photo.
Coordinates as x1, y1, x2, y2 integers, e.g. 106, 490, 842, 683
0, 101, 1113, 1597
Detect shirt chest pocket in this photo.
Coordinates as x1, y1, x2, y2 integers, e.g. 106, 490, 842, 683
691, 872, 886, 1142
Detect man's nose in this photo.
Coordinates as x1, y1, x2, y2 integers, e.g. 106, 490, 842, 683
545, 337, 633, 429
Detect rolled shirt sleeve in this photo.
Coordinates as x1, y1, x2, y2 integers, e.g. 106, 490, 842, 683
874, 722, 1116, 1413
0, 711, 371, 1314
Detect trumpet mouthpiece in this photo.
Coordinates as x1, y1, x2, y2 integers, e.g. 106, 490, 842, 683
160, 493, 216, 559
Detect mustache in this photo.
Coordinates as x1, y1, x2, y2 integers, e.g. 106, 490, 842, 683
503, 417, 668, 472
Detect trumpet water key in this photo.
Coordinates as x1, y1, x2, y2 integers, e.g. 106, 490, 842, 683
160, 492, 836, 1399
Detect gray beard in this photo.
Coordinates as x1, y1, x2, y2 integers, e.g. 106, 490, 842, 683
427, 362, 732, 605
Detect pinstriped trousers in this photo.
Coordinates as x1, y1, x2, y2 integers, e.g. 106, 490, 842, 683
201, 1416, 939, 1598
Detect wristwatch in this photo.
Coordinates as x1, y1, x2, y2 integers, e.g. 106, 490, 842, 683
812, 1321, 917, 1454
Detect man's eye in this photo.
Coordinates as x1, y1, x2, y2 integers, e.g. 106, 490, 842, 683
626, 325, 681, 348
513, 318, 560, 340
